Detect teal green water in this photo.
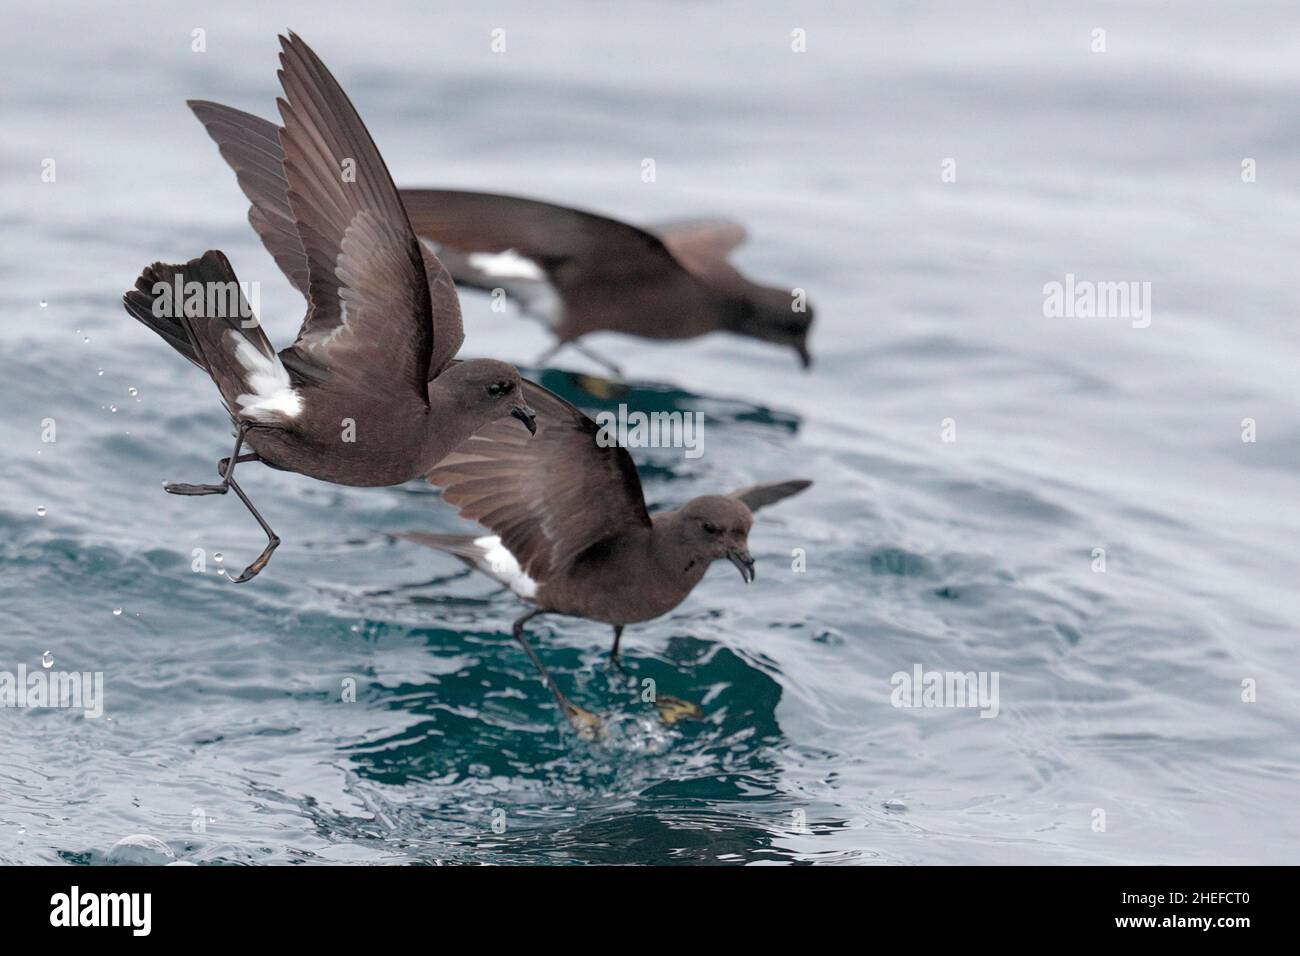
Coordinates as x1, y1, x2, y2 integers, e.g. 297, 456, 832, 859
3, 0, 1300, 865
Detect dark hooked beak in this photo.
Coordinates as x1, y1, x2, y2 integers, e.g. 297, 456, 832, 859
727, 548, 756, 584
795, 342, 812, 370
510, 403, 538, 435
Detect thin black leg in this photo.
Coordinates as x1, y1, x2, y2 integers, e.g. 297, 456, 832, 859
512, 610, 565, 708
217, 452, 259, 479
570, 341, 622, 378
165, 425, 250, 496
606, 622, 706, 725
164, 424, 280, 583
533, 341, 563, 368
609, 625, 627, 674
533, 340, 623, 378
224, 474, 280, 584
511, 610, 602, 739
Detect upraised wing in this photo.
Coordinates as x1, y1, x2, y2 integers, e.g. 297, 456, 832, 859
426, 381, 651, 581
191, 35, 466, 388
728, 479, 812, 513
398, 189, 701, 303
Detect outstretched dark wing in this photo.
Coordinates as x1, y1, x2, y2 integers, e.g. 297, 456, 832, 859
728, 479, 812, 513
188, 100, 310, 298
646, 217, 751, 291
426, 380, 651, 581
398, 190, 704, 314
189, 96, 465, 378
273, 32, 437, 398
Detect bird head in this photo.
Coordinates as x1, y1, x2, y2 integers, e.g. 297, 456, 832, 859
447, 359, 537, 434
680, 495, 756, 582
723, 285, 815, 369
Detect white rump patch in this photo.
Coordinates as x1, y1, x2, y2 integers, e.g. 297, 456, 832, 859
230, 335, 302, 421
475, 535, 537, 598
467, 249, 545, 281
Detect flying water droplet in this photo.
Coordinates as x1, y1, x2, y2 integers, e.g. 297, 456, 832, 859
112, 607, 122, 616
109, 405, 118, 413
40, 299, 48, 308
41, 650, 53, 668
97, 368, 104, 376
82, 336, 90, 344
127, 386, 138, 397
36, 506, 46, 517
213, 552, 223, 563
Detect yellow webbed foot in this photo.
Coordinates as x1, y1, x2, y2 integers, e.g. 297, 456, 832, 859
653, 694, 705, 725
563, 701, 605, 741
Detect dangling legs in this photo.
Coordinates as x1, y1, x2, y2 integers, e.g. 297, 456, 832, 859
512, 610, 603, 740
164, 423, 253, 496
533, 339, 623, 378
164, 423, 279, 583
532, 341, 563, 368
606, 624, 704, 725
223, 475, 279, 583
570, 341, 622, 378
217, 452, 259, 478
609, 625, 626, 673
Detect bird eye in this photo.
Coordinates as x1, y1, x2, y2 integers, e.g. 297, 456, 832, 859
487, 381, 514, 397
701, 522, 720, 535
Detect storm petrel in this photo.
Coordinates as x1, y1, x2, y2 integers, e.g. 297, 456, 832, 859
397, 382, 810, 737
123, 34, 536, 582
396, 190, 816, 375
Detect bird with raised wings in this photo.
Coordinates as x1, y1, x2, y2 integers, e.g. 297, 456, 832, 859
123, 34, 537, 583
397, 382, 811, 738
397, 190, 816, 375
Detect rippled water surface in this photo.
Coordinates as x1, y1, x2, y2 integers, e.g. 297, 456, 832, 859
3, 1, 1300, 865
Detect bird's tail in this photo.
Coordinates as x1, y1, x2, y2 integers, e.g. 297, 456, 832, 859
122, 255, 205, 370
123, 249, 269, 360
395, 532, 538, 599
394, 532, 488, 567
122, 250, 293, 421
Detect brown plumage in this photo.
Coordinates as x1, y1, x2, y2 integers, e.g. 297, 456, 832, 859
185, 88, 812, 376
122, 34, 536, 583
397, 190, 816, 374
396, 382, 811, 736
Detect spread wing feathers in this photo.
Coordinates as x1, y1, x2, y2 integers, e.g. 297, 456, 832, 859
728, 479, 813, 514
188, 99, 310, 297
188, 94, 463, 378
273, 32, 434, 399
399, 189, 694, 293
646, 217, 752, 292
426, 381, 651, 582
648, 217, 749, 260
419, 244, 466, 377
